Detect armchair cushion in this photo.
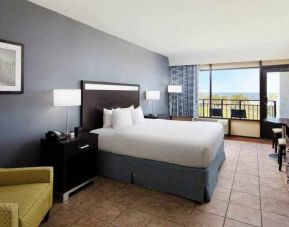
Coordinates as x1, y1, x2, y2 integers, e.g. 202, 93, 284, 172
0, 203, 18, 227
0, 183, 51, 227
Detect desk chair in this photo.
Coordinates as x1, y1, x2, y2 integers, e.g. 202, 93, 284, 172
272, 128, 282, 153
278, 138, 287, 171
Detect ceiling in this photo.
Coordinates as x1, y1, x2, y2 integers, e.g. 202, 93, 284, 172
29, 0, 289, 65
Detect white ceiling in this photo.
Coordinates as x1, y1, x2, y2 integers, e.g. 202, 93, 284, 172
29, 0, 289, 65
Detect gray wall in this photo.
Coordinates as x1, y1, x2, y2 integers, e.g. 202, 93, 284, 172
0, 0, 169, 167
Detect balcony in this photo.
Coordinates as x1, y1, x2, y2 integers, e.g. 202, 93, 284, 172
198, 98, 277, 137
199, 99, 277, 120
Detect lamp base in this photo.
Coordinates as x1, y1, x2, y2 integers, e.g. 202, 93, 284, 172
62, 132, 75, 139
149, 113, 158, 118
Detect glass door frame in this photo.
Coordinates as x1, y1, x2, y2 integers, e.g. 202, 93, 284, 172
260, 64, 289, 138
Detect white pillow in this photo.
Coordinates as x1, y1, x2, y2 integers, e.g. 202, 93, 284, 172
103, 108, 113, 128
103, 106, 134, 128
112, 108, 133, 129
120, 105, 134, 111
131, 106, 144, 124
103, 108, 120, 128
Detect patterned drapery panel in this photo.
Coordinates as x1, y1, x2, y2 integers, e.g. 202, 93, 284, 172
169, 65, 199, 117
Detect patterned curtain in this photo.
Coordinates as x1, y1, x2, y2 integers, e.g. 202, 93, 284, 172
169, 65, 199, 117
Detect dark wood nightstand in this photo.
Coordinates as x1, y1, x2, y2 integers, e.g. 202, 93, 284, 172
41, 133, 98, 201
144, 114, 171, 120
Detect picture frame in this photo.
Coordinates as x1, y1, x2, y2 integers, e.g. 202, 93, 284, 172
0, 39, 24, 94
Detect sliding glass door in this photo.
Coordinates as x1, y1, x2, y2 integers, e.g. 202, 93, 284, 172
260, 65, 289, 138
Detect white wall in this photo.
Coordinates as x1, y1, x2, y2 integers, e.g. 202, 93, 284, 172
280, 72, 289, 118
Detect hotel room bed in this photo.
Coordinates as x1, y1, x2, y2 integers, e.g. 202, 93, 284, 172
90, 119, 225, 202
81, 81, 226, 202
91, 119, 224, 168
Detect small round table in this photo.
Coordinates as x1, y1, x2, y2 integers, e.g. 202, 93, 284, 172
265, 118, 288, 160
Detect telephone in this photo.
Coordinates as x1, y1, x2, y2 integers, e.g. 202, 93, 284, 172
45, 131, 65, 141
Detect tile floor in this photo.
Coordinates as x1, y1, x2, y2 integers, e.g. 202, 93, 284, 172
41, 139, 289, 227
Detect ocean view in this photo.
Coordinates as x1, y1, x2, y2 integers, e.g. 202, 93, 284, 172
199, 92, 278, 100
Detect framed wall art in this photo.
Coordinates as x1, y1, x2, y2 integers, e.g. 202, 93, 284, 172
0, 39, 24, 94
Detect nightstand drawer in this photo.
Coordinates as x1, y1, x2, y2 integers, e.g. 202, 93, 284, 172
64, 137, 97, 157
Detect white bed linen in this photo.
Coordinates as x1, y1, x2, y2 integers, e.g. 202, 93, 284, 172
90, 119, 224, 168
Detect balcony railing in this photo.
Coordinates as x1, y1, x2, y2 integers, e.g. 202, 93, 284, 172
198, 99, 277, 120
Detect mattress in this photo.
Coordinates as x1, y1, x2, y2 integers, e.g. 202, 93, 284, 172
90, 119, 224, 168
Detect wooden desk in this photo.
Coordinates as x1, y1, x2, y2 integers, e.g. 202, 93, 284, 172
265, 118, 289, 138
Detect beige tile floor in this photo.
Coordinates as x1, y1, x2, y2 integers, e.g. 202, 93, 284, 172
41, 139, 289, 227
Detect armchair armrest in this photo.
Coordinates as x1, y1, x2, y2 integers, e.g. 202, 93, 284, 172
0, 167, 53, 186
0, 203, 18, 227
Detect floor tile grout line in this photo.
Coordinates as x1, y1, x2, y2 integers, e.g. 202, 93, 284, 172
130, 206, 186, 226
143, 214, 155, 227
65, 199, 123, 225
257, 146, 263, 227
109, 188, 147, 224
222, 142, 242, 227
193, 207, 227, 218
225, 217, 259, 227
139, 191, 195, 226
117, 188, 191, 226
66, 214, 85, 227
182, 203, 195, 227
109, 206, 128, 225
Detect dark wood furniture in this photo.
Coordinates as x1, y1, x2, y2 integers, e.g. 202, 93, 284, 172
144, 114, 171, 120
41, 133, 98, 201
81, 80, 140, 131
265, 118, 289, 139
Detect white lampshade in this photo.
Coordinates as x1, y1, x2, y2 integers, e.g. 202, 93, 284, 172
53, 89, 81, 106
168, 85, 182, 93
146, 90, 160, 100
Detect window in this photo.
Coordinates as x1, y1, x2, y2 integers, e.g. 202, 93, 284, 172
199, 68, 265, 120
199, 70, 210, 117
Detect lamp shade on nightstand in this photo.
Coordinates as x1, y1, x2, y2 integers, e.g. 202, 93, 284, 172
53, 89, 81, 134
168, 85, 182, 93
146, 90, 160, 100
53, 89, 81, 106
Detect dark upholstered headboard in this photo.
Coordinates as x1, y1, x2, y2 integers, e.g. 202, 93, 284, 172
81, 81, 140, 131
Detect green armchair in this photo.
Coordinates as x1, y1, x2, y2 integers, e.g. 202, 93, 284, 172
0, 167, 53, 227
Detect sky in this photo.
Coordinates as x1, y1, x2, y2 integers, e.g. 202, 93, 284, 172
199, 68, 280, 93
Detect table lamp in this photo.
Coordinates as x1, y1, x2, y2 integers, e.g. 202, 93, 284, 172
146, 90, 160, 117
53, 89, 81, 137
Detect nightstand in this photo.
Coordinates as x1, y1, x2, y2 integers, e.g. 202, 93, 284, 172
41, 133, 98, 201
144, 114, 171, 120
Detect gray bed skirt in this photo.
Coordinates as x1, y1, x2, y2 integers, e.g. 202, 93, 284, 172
96, 142, 225, 203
